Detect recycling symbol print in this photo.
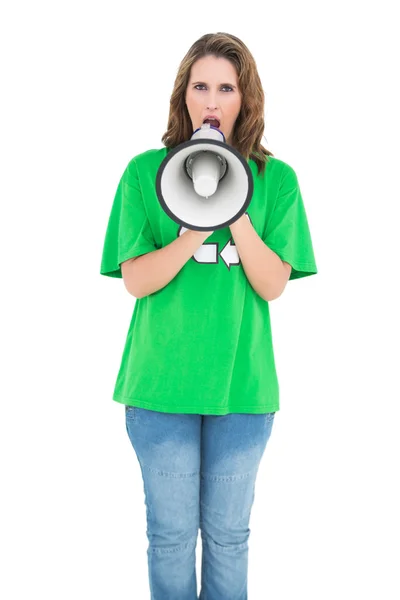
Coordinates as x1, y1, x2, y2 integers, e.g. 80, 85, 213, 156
177, 212, 252, 271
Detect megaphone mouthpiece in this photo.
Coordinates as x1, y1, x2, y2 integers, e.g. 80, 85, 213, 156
188, 151, 222, 198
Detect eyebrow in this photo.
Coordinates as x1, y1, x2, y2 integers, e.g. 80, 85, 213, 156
191, 81, 237, 89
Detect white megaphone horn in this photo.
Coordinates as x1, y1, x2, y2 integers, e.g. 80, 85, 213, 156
155, 123, 254, 232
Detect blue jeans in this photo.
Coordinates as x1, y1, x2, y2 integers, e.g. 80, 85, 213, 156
125, 406, 276, 600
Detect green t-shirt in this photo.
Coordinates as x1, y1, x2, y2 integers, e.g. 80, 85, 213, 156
100, 147, 317, 414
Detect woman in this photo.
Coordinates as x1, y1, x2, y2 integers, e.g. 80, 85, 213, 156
100, 32, 317, 600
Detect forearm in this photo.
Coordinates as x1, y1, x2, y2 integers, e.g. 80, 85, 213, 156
230, 214, 287, 301
123, 230, 210, 298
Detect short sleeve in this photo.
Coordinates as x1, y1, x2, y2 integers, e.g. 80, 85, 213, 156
100, 159, 158, 278
263, 164, 318, 281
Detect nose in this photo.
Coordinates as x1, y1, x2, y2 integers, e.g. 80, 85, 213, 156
206, 95, 218, 111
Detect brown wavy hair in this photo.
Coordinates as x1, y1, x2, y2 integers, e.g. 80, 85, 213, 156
161, 32, 274, 177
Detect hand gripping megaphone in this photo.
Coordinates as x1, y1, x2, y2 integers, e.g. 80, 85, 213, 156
155, 124, 254, 232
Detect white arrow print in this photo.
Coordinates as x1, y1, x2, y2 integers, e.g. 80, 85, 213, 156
193, 242, 219, 264
220, 238, 240, 270
178, 213, 252, 268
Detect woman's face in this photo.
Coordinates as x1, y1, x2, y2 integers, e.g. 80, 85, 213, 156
185, 55, 242, 146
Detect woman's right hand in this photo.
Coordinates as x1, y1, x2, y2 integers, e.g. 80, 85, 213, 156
189, 229, 214, 240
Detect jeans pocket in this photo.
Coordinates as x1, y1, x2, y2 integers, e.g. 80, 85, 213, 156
125, 405, 136, 421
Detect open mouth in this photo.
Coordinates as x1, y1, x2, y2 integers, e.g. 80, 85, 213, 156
203, 118, 221, 128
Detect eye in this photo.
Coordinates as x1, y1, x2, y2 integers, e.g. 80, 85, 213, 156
194, 84, 233, 92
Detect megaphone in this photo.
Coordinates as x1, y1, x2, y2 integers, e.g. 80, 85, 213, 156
156, 124, 254, 232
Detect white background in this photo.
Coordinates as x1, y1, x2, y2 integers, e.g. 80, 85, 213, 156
1, 0, 399, 598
